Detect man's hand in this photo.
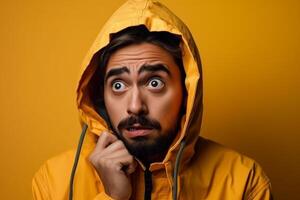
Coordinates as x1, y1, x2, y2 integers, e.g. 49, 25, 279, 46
89, 131, 137, 200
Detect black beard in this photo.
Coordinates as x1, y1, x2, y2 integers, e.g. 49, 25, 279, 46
111, 115, 179, 165
117, 127, 177, 165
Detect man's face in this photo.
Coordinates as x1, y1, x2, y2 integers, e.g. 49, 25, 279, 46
103, 42, 184, 161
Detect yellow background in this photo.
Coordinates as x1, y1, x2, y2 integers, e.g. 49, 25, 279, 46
0, 0, 299, 199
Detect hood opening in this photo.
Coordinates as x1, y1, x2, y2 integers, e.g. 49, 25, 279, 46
76, 0, 203, 170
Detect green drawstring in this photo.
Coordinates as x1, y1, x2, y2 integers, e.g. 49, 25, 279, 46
172, 139, 186, 200
69, 124, 88, 200
69, 124, 185, 200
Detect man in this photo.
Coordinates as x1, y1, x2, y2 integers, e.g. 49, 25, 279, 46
32, 0, 272, 199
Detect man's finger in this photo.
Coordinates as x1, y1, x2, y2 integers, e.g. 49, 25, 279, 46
102, 148, 130, 159
126, 159, 137, 175
94, 131, 118, 152
98, 140, 127, 157
110, 155, 136, 172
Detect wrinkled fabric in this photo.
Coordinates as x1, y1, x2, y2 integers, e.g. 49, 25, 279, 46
32, 0, 272, 199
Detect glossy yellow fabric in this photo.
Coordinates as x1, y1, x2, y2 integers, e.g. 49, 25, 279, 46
32, 0, 272, 199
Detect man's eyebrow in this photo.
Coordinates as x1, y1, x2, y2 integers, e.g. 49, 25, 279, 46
138, 64, 171, 75
105, 67, 130, 81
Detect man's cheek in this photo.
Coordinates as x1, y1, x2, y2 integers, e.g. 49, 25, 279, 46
151, 101, 173, 122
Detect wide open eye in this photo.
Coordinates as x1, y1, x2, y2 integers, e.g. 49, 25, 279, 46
147, 78, 164, 90
111, 81, 126, 92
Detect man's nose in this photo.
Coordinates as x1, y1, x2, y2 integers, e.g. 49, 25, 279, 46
127, 87, 148, 115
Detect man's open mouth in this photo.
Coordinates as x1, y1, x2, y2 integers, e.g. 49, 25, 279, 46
124, 124, 154, 138
126, 126, 153, 131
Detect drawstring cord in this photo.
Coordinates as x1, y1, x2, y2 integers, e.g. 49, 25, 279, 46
172, 139, 186, 200
68, 124, 185, 200
69, 124, 88, 200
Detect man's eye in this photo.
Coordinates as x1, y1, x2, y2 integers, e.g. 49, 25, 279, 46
147, 78, 164, 90
111, 81, 126, 92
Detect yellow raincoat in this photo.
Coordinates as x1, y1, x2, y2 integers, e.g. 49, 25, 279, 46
32, 0, 272, 199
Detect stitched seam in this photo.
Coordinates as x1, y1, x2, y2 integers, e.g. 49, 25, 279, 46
247, 180, 270, 200
140, 0, 149, 21
33, 164, 50, 200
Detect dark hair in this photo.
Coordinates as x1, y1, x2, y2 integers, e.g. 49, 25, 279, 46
89, 25, 186, 120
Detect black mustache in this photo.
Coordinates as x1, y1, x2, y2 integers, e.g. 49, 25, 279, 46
118, 115, 161, 130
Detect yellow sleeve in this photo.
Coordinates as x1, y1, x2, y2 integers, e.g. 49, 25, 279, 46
32, 164, 51, 200
251, 182, 273, 200
32, 163, 116, 200
245, 162, 273, 200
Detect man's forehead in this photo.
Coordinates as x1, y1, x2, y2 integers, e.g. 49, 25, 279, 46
106, 43, 176, 69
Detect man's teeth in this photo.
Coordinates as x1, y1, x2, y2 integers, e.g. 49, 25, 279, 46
127, 127, 151, 131
127, 127, 150, 131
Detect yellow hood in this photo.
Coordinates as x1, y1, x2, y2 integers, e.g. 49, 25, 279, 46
77, 0, 203, 166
